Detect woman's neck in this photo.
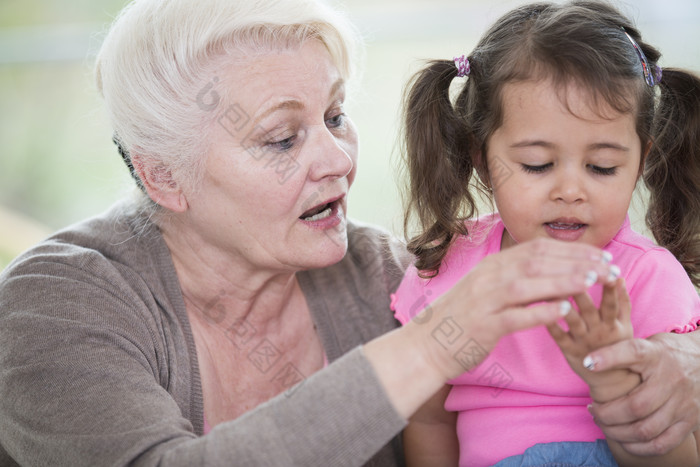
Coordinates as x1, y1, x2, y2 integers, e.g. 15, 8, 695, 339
160, 222, 301, 332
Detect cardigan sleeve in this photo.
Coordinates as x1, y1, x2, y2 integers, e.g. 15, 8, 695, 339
0, 235, 406, 466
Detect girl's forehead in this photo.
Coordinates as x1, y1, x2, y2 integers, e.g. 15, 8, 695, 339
500, 77, 636, 122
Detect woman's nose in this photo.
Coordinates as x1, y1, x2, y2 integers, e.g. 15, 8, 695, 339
306, 127, 354, 182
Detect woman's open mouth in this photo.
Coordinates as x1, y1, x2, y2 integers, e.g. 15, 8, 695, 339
299, 196, 345, 230
300, 202, 334, 221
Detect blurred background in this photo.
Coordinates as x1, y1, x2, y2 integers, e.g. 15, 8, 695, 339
1, 0, 699, 270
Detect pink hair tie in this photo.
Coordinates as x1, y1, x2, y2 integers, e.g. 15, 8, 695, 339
454, 55, 471, 77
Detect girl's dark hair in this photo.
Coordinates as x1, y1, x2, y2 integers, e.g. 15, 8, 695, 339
401, 0, 700, 286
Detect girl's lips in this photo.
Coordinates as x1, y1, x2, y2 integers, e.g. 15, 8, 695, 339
544, 221, 587, 241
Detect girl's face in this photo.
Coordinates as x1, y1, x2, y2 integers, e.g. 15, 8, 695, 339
487, 79, 642, 250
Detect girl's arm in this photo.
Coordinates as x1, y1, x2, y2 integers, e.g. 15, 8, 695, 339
404, 384, 458, 466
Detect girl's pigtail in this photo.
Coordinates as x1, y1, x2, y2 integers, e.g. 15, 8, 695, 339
401, 60, 476, 277
645, 68, 700, 287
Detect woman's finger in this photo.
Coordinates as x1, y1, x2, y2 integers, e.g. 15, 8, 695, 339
616, 420, 696, 456
506, 237, 608, 263
486, 273, 604, 311
582, 336, 654, 373
496, 302, 571, 336
590, 372, 672, 427
487, 238, 615, 282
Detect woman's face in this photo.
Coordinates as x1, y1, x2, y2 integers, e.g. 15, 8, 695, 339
183, 40, 358, 272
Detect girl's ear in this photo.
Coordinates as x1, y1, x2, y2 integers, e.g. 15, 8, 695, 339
131, 154, 189, 213
473, 151, 491, 189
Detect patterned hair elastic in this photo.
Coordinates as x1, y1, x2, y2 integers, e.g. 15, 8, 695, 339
454, 55, 471, 77
622, 29, 661, 87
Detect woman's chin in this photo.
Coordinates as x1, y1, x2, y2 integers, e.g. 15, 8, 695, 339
296, 232, 349, 270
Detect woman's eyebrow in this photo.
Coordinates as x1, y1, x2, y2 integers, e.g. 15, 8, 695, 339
253, 100, 304, 126
252, 79, 346, 126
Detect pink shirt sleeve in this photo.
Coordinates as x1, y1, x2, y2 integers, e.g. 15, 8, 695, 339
614, 244, 700, 336
390, 264, 430, 325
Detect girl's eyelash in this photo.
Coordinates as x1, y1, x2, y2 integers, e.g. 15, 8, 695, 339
520, 163, 617, 176
589, 165, 617, 176
521, 163, 552, 174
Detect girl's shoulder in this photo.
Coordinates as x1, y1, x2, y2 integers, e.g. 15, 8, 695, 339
391, 213, 504, 325
448, 212, 504, 263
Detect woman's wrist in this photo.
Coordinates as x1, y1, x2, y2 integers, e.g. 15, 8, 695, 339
363, 322, 448, 419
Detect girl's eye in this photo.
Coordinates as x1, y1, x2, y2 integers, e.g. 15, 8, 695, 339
266, 135, 295, 152
521, 163, 552, 174
326, 113, 346, 128
588, 165, 617, 176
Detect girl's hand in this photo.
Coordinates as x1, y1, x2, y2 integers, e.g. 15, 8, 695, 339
585, 332, 700, 456
547, 278, 640, 402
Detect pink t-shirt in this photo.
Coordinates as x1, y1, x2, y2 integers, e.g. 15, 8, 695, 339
391, 214, 700, 466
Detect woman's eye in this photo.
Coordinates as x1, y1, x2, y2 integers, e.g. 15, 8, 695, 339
266, 136, 295, 152
588, 165, 617, 176
326, 113, 346, 128
521, 163, 552, 174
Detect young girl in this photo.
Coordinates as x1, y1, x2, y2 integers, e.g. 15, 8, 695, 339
391, 1, 700, 466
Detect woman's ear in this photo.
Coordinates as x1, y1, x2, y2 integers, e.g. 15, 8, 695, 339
131, 155, 189, 213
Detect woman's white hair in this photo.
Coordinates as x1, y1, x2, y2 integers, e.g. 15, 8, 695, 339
96, 0, 360, 204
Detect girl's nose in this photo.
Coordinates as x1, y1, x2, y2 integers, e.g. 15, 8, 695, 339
551, 168, 587, 204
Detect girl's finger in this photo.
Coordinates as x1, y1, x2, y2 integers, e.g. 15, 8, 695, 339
616, 278, 632, 324
546, 321, 569, 343
573, 291, 600, 328
562, 303, 587, 337
599, 278, 620, 325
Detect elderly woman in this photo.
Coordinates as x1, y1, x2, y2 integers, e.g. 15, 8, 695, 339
0, 0, 696, 465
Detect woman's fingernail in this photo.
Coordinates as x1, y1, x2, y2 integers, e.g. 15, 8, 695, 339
583, 355, 596, 370
559, 300, 572, 316
607, 264, 621, 283
601, 251, 613, 264
584, 271, 598, 287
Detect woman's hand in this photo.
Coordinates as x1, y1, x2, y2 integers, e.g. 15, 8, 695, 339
365, 238, 618, 420
586, 331, 700, 455
413, 238, 618, 381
